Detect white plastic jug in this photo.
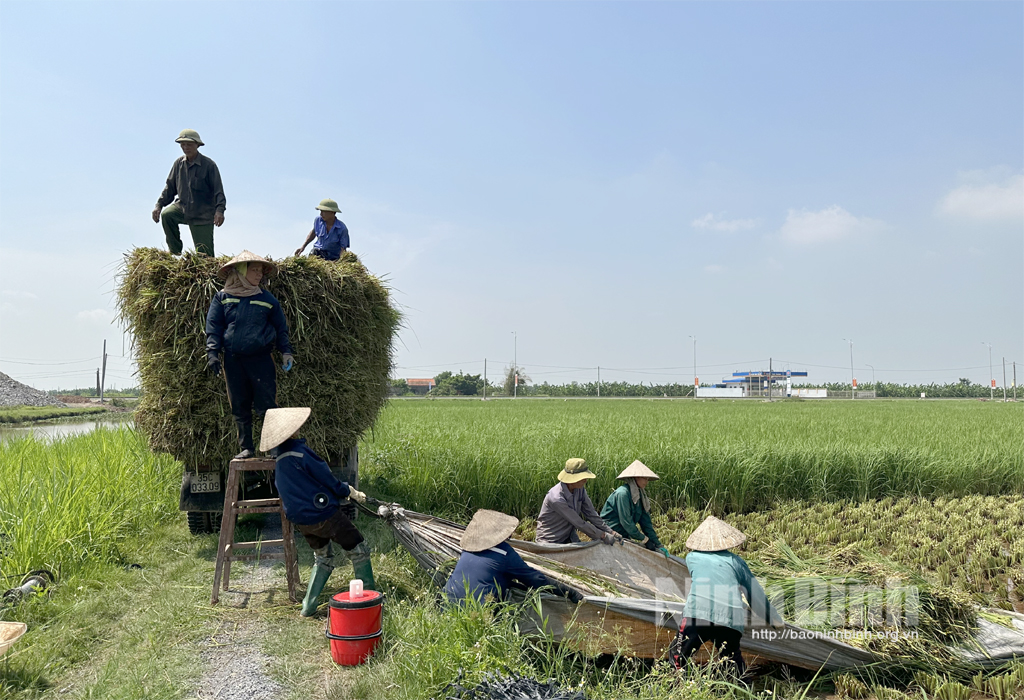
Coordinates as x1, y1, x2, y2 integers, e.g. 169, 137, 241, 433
349, 578, 364, 598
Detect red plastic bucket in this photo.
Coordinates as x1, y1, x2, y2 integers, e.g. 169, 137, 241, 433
326, 590, 383, 665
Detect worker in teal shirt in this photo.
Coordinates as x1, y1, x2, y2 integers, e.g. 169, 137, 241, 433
600, 460, 669, 556
669, 516, 784, 677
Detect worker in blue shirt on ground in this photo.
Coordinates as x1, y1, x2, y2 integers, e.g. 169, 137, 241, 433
600, 460, 671, 557
205, 251, 294, 459
259, 407, 375, 616
294, 199, 349, 260
444, 509, 583, 605
669, 516, 784, 677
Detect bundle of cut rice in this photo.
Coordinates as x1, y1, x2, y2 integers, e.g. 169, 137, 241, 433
117, 248, 399, 467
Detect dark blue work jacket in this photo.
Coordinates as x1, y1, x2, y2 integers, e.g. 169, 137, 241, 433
443, 542, 551, 603
205, 290, 293, 357
273, 438, 351, 525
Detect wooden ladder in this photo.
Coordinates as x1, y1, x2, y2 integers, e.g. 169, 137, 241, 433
211, 458, 300, 605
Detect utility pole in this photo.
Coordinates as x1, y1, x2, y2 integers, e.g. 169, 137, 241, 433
844, 338, 855, 400
982, 342, 993, 400
597, 366, 601, 398
1014, 362, 1017, 402
483, 358, 487, 401
512, 331, 517, 399
768, 357, 773, 402
100, 339, 108, 403
1003, 357, 1007, 402
96, 369, 101, 399
693, 335, 698, 397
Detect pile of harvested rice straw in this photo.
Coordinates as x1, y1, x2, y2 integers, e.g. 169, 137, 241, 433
117, 248, 400, 467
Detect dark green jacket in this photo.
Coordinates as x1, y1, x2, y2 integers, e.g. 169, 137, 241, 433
156, 152, 226, 225
600, 484, 661, 549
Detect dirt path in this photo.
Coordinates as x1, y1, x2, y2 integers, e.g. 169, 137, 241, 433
193, 519, 289, 700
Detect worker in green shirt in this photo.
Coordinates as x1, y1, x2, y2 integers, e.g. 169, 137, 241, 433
600, 460, 670, 557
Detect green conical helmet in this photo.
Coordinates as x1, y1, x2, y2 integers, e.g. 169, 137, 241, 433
316, 198, 341, 213
175, 129, 204, 146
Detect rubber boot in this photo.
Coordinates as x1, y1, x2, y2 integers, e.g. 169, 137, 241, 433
347, 542, 377, 592
301, 562, 334, 616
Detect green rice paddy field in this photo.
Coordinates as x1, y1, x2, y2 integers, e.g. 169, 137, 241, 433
360, 398, 1024, 518
2, 399, 1024, 699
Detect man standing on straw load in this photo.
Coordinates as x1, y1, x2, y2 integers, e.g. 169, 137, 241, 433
294, 199, 349, 261
536, 459, 622, 546
444, 509, 582, 605
669, 516, 784, 677
600, 460, 670, 557
260, 407, 374, 616
152, 129, 226, 256
205, 251, 294, 460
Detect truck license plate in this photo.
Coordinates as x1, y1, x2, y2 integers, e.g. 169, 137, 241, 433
191, 472, 221, 494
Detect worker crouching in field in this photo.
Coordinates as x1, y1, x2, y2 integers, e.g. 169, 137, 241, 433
669, 516, 784, 677
600, 460, 670, 557
444, 510, 583, 605
260, 407, 375, 616
535, 459, 622, 546
205, 251, 294, 459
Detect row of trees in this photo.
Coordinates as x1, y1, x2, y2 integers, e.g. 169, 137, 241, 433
390, 371, 1009, 399
798, 378, 1011, 398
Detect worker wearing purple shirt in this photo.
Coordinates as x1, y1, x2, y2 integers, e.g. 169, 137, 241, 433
295, 199, 349, 261
535, 458, 621, 545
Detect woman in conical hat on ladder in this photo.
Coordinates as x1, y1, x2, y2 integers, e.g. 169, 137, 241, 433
205, 251, 294, 459
669, 516, 785, 677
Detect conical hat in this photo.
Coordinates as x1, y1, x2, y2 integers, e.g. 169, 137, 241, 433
685, 516, 747, 552
616, 460, 659, 480
460, 509, 520, 552
217, 250, 279, 279
557, 458, 596, 484
259, 407, 311, 452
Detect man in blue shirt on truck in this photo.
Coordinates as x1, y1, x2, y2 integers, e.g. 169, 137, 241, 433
260, 407, 375, 617
294, 199, 349, 260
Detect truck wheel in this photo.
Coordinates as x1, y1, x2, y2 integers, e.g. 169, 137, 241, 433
186, 511, 223, 535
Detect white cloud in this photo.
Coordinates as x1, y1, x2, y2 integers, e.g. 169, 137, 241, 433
704, 264, 725, 274
76, 309, 112, 323
939, 173, 1023, 221
779, 205, 882, 244
691, 213, 759, 232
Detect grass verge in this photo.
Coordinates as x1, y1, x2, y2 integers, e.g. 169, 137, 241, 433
0, 522, 217, 699
0, 406, 108, 424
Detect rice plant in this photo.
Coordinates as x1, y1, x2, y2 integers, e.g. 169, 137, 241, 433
0, 426, 180, 581
360, 399, 1023, 517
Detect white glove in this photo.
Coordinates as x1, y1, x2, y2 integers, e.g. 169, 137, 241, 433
348, 488, 367, 504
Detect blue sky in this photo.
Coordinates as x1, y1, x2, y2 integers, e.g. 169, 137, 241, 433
1, 1, 1021, 391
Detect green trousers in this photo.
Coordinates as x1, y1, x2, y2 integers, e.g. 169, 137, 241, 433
160, 203, 215, 256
